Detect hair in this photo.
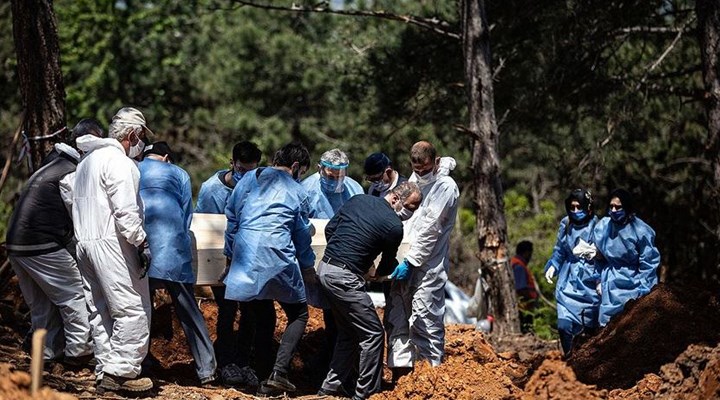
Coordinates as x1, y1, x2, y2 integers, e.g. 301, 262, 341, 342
410, 141, 437, 164
108, 121, 140, 141
391, 181, 423, 204
320, 148, 349, 166
273, 142, 311, 168
233, 141, 262, 163
516, 240, 534, 255
610, 188, 635, 215
72, 118, 104, 139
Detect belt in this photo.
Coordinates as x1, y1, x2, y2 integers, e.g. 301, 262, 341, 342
321, 255, 348, 270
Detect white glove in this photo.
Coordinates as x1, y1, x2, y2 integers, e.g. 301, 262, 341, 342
545, 266, 556, 284
596, 281, 602, 296
572, 239, 597, 260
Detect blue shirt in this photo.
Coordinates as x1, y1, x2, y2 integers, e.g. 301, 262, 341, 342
301, 172, 364, 218
196, 169, 232, 214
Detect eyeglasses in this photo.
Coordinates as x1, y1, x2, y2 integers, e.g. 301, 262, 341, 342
365, 172, 384, 183
609, 204, 623, 211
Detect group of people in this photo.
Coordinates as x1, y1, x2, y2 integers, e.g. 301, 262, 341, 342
6, 106, 461, 400
540, 188, 661, 355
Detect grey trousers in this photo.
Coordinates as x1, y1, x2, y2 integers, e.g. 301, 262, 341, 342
318, 261, 384, 400
10, 249, 93, 360
152, 279, 217, 380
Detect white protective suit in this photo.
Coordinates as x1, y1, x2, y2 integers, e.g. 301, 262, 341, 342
386, 165, 459, 367
72, 135, 150, 379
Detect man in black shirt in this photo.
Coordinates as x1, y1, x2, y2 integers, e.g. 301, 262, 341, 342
317, 182, 422, 400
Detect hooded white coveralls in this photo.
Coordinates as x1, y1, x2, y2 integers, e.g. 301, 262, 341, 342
72, 135, 150, 379
386, 171, 459, 367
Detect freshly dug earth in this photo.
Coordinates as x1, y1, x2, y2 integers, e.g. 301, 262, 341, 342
567, 283, 720, 389
0, 362, 77, 400
2, 278, 720, 399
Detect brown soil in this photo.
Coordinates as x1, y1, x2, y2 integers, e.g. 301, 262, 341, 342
1, 276, 719, 400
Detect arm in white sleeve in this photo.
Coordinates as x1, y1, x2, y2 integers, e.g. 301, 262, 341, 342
59, 172, 75, 216
103, 158, 146, 247
404, 180, 458, 267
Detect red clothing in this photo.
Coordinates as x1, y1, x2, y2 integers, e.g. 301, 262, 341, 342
511, 255, 538, 300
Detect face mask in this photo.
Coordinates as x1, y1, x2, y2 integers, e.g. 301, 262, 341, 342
396, 207, 414, 221
610, 209, 626, 224
320, 175, 345, 193
371, 180, 391, 193
570, 210, 587, 222
232, 170, 246, 184
128, 134, 145, 158
414, 169, 437, 188
292, 167, 302, 182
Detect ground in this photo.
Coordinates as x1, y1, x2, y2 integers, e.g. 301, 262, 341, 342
0, 279, 718, 400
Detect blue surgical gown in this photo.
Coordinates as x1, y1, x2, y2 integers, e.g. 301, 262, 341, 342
544, 216, 601, 328
223, 168, 316, 303
195, 170, 231, 214
139, 159, 195, 283
301, 172, 364, 218
591, 215, 661, 326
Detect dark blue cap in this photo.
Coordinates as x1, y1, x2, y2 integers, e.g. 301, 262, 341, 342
364, 152, 391, 176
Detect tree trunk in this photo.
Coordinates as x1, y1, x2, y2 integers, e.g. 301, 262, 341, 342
462, 0, 520, 336
11, 0, 66, 171
698, 0, 720, 194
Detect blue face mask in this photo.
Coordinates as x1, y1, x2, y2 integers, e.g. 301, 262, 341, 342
232, 170, 245, 184
320, 175, 345, 193
610, 209, 626, 223
570, 210, 587, 222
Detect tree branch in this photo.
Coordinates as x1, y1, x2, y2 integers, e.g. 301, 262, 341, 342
634, 17, 696, 90
228, 0, 461, 40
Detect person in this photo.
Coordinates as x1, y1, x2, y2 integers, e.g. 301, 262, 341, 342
5, 126, 97, 364
301, 148, 364, 218
590, 188, 660, 326
195, 140, 263, 386
317, 182, 422, 400
72, 107, 154, 393
223, 142, 316, 395
511, 241, 538, 333
363, 152, 407, 198
385, 141, 459, 377
139, 142, 217, 385
544, 189, 600, 354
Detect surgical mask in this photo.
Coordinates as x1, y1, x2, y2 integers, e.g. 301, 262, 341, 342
320, 175, 345, 193
610, 209, 626, 224
396, 207, 414, 221
128, 135, 145, 158
232, 170, 246, 184
414, 170, 437, 188
570, 210, 587, 222
370, 180, 391, 194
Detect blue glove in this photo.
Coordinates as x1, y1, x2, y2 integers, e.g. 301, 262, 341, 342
389, 260, 411, 281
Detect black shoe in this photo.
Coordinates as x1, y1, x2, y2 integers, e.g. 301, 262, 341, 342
63, 353, 96, 368
200, 372, 218, 386
263, 371, 296, 392
99, 373, 153, 392
317, 387, 351, 398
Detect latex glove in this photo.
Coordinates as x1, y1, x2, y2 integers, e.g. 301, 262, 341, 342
137, 246, 151, 279
596, 281, 602, 296
301, 267, 319, 285
572, 239, 597, 260
545, 266, 556, 284
389, 260, 411, 281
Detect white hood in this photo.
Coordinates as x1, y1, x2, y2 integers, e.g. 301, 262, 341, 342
53, 142, 80, 161
76, 134, 124, 155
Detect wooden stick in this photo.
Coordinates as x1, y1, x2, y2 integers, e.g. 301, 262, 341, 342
30, 328, 47, 396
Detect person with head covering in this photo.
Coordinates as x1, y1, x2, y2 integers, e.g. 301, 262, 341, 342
301, 148, 364, 219
5, 120, 99, 365
544, 188, 601, 354
195, 140, 263, 386
223, 142, 316, 395
511, 240, 537, 333
72, 107, 154, 394
363, 152, 407, 198
590, 188, 660, 326
385, 141, 459, 378
139, 142, 217, 385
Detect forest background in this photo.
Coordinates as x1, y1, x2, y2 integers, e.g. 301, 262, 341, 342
1, 0, 718, 338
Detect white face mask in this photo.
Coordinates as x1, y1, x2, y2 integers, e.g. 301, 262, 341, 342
128, 133, 145, 158
396, 207, 414, 221
414, 170, 437, 188
371, 180, 391, 193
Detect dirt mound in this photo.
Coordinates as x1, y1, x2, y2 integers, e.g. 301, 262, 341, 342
0, 363, 77, 400
522, 352, 606, 400
567, 283, 720, 389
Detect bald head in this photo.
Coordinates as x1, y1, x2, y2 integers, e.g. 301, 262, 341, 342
410, 141, 436, 164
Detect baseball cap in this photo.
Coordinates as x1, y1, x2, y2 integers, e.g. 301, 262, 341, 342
143, 141, 174, 162
112, 107, 155, 140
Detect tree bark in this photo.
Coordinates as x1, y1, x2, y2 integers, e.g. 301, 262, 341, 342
462, 0, 520, 336
11, 0, 66, 171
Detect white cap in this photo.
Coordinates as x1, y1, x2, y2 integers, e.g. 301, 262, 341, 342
112, 107, 154, 139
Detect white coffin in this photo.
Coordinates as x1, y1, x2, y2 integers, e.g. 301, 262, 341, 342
190, 213, 408, 286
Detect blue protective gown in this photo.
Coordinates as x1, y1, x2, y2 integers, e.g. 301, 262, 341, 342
592, 215, 661, 326
195, 170, 231, 213
544, 216, 601, 328
223, 168, 316, 303
301, 172, 364, 218
139, 159, 195, 283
